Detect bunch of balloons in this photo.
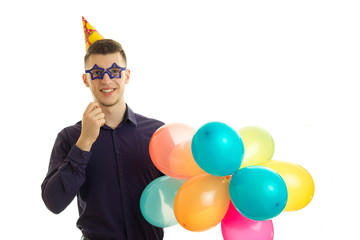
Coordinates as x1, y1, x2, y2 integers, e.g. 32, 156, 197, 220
140, 122, 315, 240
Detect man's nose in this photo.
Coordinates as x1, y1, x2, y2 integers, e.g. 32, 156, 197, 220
101, 72, 112, 82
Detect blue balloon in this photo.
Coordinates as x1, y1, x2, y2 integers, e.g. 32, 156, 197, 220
191, 122, 244, 176
140, 176, 186, 228
229, 166, 288, 221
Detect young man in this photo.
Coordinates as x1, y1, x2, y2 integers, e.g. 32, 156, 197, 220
41, 20, 164, 240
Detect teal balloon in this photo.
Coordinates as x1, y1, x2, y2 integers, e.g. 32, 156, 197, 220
140, 176, 186, 228
229, 166, 288, 221
191, 122, 244, 176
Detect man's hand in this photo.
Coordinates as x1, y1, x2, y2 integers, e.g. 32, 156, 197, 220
76, 102, 105, 151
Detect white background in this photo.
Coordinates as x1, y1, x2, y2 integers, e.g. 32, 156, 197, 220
1, 0, 359, 239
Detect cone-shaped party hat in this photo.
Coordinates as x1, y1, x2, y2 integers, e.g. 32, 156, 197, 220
82, 16, 104, 52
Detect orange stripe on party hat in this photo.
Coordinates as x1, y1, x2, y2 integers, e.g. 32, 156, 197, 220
82, 16, 104, 52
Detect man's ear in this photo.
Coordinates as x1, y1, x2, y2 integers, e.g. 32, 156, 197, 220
125, 69, 130, 84
82, 73, 90, 87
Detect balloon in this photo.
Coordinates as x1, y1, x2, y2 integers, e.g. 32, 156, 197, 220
174, 174, 230, 231
140, 176, 186, 228
191, 122, 244, 176
149, 123, 206, 179
229, 166, 288, 221
261, 160, 315, 211
221, 202, 274, 240
238, 126, 274, 168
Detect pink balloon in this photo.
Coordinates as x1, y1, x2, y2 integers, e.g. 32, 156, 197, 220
221, 202, 274, 240
149, 123, 206, 179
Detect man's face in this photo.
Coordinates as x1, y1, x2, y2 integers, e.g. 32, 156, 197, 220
83, 53, 129, 108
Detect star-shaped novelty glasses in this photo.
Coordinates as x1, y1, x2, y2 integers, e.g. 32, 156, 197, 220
85, 63, 126, 80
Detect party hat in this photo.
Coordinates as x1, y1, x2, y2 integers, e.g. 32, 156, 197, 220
82, 16, 104, 52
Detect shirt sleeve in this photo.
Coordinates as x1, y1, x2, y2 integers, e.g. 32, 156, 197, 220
41, 128, 92, 214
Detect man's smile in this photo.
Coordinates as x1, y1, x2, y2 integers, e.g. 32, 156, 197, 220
100, 88, 116, 93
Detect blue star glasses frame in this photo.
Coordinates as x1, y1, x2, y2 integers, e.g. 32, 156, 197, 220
85, 63, 126, 80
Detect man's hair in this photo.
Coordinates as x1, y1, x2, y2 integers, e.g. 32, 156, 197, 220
84, 39, 127, 68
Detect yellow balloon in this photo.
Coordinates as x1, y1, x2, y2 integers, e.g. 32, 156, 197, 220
261, 160, 315, 211
238, 126, 274, 168
174, 174, 230, 231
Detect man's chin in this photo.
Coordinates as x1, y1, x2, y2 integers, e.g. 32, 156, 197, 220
97, 99, 120, 108
100, 102, 118, 108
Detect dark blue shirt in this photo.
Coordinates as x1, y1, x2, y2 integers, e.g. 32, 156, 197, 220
41, 105, 164, 240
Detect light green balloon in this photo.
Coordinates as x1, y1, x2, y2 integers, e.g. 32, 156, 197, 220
140, 176, 186, 228
238, 126, 275, 168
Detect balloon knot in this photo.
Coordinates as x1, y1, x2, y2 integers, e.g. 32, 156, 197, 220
223, 175, 232, 183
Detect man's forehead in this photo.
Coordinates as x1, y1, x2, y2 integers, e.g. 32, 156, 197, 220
87, 53, 125, 68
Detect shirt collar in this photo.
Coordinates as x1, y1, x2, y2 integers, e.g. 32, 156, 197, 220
124, 104, 137, 127
101, 104, 137, 130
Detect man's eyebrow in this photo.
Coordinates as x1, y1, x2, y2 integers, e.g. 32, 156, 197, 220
106, 63, 121, 69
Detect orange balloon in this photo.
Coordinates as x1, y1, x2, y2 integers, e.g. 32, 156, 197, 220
149, 123, 206, 179
174, 174, 230, 231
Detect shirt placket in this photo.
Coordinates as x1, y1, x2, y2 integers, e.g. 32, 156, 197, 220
112, 128, 130, 237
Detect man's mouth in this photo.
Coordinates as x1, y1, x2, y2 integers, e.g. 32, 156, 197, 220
100, 88, 116, 93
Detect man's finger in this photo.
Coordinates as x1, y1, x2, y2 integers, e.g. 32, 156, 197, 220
95, 113, 105, 121
98, 118, 106, 127
85, 102, 100, 113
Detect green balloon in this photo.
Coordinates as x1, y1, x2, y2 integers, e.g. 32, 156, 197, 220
140, 176, 186, 228
238, 126, 275, 167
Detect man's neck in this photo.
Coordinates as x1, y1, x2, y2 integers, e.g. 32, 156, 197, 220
100, 101, 127, 129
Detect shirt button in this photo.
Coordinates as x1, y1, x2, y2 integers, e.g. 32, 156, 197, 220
119, 172, 123, 176
116, 150, 120, 154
